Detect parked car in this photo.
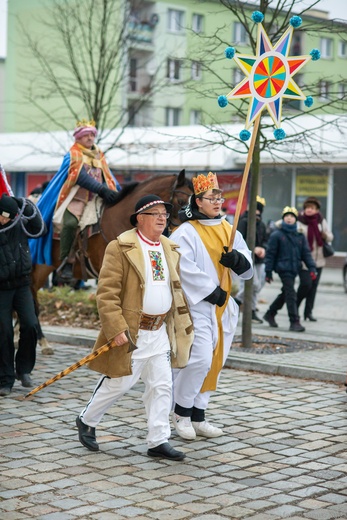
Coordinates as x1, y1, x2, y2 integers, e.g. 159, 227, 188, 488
344, 254, 347, 293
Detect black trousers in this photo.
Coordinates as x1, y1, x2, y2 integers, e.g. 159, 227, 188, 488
0, 285, 38, 388
268, 274, 299, 323
297, 267, 322, 317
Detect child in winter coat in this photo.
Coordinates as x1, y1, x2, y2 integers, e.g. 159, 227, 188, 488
263, 206, 317, 332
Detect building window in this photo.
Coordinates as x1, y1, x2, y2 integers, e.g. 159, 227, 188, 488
320, 38, 333, 59
167, 59, 182, 81
233, 22, 248, 45
165, 107, 181, 126
338, 41, 347, 58
190, 110, 201, 125
192, 13, 204, 33
129, 58, 137, 92
233, 68, 244, 86
168, 9, 184, 33
191, 61, 202, 80
319, 80, 330, 100
291, 33, 302, 56
338, 83, 347, 99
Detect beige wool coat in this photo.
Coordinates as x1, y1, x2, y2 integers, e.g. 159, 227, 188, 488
88, 229, 194, 378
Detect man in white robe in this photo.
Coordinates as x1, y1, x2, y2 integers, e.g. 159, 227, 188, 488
171, 172, 253, 440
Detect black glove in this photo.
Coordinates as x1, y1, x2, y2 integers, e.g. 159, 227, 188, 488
204, 286, 227, 307
219, 246, 251, 275
99, 187, 120, 205
265, 272, 273, 284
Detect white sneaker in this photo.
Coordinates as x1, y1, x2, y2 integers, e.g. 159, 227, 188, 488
192, 420, 224, 438
172, 413, 196, 440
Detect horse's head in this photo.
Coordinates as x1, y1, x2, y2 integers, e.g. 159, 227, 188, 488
169, 169, 193, 230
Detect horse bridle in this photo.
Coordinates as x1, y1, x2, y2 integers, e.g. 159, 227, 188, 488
169, 188, 191, 229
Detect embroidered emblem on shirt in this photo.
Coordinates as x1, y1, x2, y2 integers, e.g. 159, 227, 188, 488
149, 251, 165, 281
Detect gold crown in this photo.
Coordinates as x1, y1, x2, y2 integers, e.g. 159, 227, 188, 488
282, 206, 298, 218
256, 195, 266, 206
75, 118, 96, 128
192, 172, 219, 195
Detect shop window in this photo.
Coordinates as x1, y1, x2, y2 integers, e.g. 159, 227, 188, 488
332, 169, 347, 251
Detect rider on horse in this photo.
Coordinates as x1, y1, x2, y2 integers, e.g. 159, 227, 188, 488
30, 119, 121, 281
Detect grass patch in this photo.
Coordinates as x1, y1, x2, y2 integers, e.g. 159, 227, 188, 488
37, 286, 100, 329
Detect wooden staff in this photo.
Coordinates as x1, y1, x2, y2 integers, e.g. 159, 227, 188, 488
25, 331, 137, 399
221, 115, 261, 289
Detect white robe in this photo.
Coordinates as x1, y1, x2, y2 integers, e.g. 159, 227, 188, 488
171, 218, 253, 411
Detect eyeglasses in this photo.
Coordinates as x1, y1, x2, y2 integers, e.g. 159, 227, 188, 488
141, 212, 170, 219
200, 197, 225, 204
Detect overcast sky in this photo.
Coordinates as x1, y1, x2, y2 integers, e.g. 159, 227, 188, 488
301, 0, 346, 20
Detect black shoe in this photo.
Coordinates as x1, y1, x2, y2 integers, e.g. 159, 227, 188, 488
304, 314, 317, 322
290, 321, 305, 332
59, 263, 74, 281
0, 386, 11, 396
263, 311, 278, 328
252, 311, 263, 324
76, 416, 99, 452
16, 373, 33, 388
147, 442, 186, 461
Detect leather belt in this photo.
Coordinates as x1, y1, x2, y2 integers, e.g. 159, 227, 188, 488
139, 312, 167, 331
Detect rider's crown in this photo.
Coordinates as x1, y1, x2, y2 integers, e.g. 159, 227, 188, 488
75, 118, 96, 128
192, 172, 219, 195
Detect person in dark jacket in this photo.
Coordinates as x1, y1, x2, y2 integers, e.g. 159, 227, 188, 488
235, 195, 267, 323
0, 194, 45, 396
263, 206, 317, 332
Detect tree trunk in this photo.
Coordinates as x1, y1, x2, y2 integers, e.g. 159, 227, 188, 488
241, 127, 261, 348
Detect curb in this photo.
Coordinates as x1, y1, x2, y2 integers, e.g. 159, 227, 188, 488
42, 327, 347, 385
225, 355, 346, 384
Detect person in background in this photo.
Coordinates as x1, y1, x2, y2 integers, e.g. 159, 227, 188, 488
30, 119, 121, 281
76, 194, 193, 460
0, 194, 45, 396
296, 197, 334, 321
235, 195, 267, 324
170, 172, 253, 441
263, 206, 317, 332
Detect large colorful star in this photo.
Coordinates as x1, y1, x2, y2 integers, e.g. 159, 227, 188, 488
226, 23, 312, 129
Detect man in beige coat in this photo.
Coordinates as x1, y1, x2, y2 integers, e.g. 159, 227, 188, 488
76, 194, 193, 460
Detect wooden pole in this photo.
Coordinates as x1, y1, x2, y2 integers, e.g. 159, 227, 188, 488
25, 331, 137, 399
221, 115, 261, 289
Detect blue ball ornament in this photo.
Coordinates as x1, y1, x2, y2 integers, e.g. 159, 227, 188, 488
274, 128, 286, 140
218, 95, 228, 108
239, 129, 251, 141
304, 96, 314, 107
224, 47, 235, 59
290, 16, 302, 28
310, 49, 321, 61
251, 11, 264, 23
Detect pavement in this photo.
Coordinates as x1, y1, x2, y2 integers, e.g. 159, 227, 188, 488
40, 267, 347, 385
1, 269, 347, 520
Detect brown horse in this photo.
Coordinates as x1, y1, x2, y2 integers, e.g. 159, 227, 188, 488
32, 169, 192, 353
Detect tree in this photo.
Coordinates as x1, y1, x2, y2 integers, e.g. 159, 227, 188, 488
16, 0, 167, 149
184, 0, 347, 348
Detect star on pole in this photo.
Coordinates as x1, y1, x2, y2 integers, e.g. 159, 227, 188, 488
218, 13, 320, 140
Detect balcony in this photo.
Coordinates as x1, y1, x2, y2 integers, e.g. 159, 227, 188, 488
128, 22, 154, 44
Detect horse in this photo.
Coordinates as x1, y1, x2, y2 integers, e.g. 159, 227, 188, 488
32, 169, 193, 354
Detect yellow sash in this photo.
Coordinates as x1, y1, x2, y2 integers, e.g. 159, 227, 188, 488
190, 220, 232, 392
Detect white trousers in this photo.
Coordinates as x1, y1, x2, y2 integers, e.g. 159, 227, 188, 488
81, 351, 172, 448
173, 310, 238, 411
